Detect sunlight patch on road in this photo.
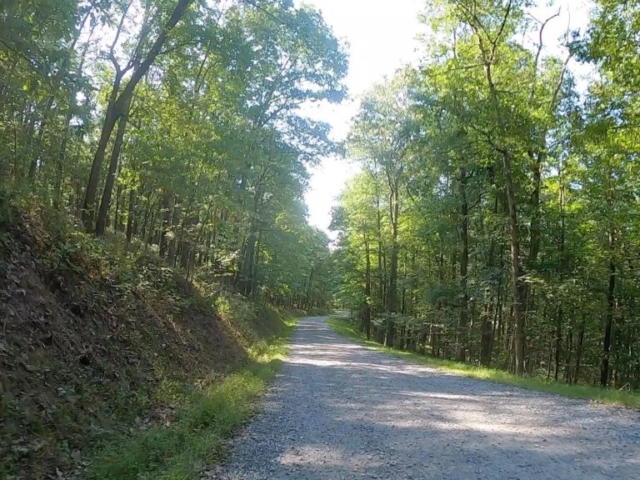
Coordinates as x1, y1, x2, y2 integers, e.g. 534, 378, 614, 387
278, 445, 382, 468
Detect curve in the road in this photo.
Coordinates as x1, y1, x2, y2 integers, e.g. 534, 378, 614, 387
212, 316, 640, 480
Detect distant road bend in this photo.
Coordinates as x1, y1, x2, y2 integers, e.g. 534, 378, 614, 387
213, 316, 640, 480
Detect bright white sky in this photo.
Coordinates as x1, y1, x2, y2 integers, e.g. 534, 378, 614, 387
302, 0, 594, 235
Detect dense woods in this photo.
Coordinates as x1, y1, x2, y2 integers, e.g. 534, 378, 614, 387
1, 0, 343, 311
333, 0, 640, 389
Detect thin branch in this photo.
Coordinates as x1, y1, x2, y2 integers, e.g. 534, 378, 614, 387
109, 0, 134, 74
531, 9, 562, 101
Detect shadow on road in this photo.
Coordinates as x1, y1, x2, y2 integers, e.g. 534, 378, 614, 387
215, 317, 640, 480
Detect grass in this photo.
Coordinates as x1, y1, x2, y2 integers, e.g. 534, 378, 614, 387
327, 316, 640, 410
86, 318, 297, 480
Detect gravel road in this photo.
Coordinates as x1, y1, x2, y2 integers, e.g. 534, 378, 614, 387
212, 316, 640, 480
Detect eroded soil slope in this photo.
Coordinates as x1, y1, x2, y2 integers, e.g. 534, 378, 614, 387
0, 207, 282, 478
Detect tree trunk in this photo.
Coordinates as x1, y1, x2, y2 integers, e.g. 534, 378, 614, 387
376, 194, 385, 311
364, 234, 372, 340
28, 95, 55, 181
159, 191, 173, 258
502, 149, 527, 376
458, 166, 469, 362
473, 11, 527, 375
386, 181, 400, 346
95, 101, 130, 236
564, 330, 573, 384
126, 188, 136, 243
239, 222, 258, 296
555, 305, 562, 382
168, 197, 181, 265
601, 252, 616, 387
82, 72, 124, 229
574, 315, 586, 384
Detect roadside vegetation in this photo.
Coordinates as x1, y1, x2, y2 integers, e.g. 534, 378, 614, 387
0, 200, 310, 479
86, 320, 296, 480
0, 198, 321, 480
328, 317, 640, 410
331, 0, 640, 393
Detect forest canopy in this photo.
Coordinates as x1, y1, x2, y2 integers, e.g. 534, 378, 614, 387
0, 0, 345, 309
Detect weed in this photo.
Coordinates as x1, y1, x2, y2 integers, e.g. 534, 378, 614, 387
86, 316, 297, 480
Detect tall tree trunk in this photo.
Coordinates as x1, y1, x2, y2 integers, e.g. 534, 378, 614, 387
53, 108, 74, 209
376, 193, 384, 311
95, 101, 130, 236
555, 306, 563, 382
601, 245, 616, 387
473, 8, 527, 376
28, 95, 55, 181
386, 179, 400, 347
501, 149, 527, 376
82, 72, 124, 229
458, 166, 469, 362
126, 188, 136, 243
528, 150, 542, 266
159, 191, 173, 258
602, 166, 617, 388
480, 194, 500, 366
564, 330, 573, 384
364, 234, 372, 340
574, 314, 586, 384
239, 222, 259, 296
168, 197, 181, 265
114, 182, 123, 232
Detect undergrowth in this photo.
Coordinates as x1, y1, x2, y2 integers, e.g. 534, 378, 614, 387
0, 198, 301, 479
86, 319, 296, 480
327, 317, 640, 410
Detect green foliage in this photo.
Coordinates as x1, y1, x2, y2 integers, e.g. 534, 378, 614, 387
332, 0, 640, 389
0, 0, 344, 312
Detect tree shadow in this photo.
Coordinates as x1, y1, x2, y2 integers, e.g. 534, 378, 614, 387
216, 317, 640, 480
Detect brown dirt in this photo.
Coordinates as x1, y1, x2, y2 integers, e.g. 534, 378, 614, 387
0, 207, 265, 479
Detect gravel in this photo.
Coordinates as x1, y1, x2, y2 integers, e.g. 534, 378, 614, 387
210, 316, 640, 480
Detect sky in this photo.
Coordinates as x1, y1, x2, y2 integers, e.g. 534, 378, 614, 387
301, 0, 594, 236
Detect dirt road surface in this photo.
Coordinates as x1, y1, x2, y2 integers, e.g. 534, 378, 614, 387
213, 316, 640, 480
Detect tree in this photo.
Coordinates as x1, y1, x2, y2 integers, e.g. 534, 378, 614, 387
348, 74, 417, 346
332, 0, 640, 388
1, 0, 347, 312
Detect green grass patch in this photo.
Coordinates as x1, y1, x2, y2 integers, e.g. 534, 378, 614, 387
86, 318, 297, 480
327, 317, 640, 410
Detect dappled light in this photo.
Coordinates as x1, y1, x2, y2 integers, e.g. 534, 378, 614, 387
216, 317, 640, 479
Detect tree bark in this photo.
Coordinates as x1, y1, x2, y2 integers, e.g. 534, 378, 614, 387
458, 166, 469, 362
364, 233, 372, 340
601, 248, 616, 387
126, 188, 136, 243
159, 191, 173, 258
95, 99, 130, 236
386, 176, 400, 347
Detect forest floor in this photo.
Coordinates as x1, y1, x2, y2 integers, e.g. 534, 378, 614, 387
213, 316, 640, 480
